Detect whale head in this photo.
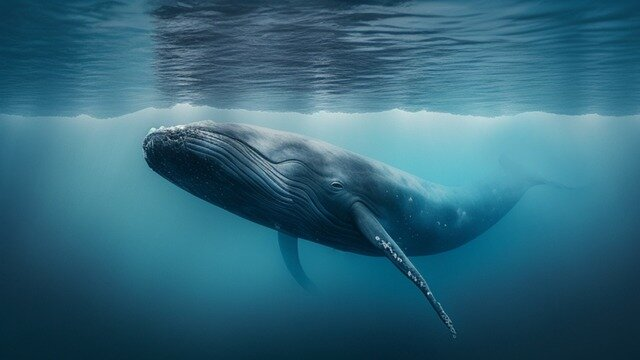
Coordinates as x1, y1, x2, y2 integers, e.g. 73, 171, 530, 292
143, 121, 381, 246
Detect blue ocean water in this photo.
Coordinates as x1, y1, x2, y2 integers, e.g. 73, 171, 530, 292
1, 1, 639, 359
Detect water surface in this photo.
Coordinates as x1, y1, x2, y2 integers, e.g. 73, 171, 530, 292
1, 0, 639, 116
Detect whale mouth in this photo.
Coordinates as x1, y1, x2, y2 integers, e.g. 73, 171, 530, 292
143, 123, 245, 161
143, 124, 224, 169
142, 123, 293, 207
143, 122, 351, 239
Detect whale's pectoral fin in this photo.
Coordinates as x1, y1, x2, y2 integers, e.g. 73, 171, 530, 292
278, 232, 317, 292
351, 202, 457, 337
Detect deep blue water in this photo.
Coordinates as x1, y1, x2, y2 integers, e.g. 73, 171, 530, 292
1, 1, 640, 359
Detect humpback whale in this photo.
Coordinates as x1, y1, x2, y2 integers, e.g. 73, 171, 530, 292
143, 121, 549, 336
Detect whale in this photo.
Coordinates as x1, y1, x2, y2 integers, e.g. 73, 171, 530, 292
143, 121, 550, 337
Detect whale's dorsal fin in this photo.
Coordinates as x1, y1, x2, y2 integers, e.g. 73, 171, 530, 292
351, 202, 457, 337
278, 232, 316, 292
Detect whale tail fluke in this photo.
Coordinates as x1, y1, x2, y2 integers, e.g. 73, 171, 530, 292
499, 156, 572, 190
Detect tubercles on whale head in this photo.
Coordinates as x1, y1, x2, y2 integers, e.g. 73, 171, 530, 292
142, 125, 188, 167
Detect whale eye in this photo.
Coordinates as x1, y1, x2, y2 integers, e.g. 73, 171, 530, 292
330, 181, 344, 190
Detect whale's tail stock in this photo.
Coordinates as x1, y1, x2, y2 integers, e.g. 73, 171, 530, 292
499, 155, 572, 190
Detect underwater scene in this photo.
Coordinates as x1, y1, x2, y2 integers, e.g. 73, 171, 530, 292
1, 1, 639, 359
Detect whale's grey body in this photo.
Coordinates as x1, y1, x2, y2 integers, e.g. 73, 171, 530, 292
143, 121, 543, 336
